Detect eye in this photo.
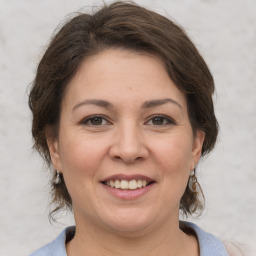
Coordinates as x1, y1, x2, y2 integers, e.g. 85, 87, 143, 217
146, 115, 175, 126
81, 115, 110, 126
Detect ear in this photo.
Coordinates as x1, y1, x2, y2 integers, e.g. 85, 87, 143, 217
45, 126, 62, 172
190, 130, 205, 169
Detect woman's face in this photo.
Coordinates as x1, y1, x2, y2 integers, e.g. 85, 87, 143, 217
48, 49, 204, 234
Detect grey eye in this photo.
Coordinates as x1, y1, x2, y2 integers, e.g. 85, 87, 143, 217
82, 116, 109, 126
147, 115, 174, 126
90, 117, 104, 125
152, 117, 165, 125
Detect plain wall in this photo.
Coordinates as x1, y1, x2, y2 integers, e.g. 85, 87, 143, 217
0, 0, 255, 255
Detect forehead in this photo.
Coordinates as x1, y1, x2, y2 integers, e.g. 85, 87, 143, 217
62, 48, 186, 108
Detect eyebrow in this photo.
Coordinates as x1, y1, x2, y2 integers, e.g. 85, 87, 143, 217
72, 98, 182, 111
141, 98, 182, 109
72, 99, 114, 111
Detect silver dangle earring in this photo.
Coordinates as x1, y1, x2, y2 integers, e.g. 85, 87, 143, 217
54, 170, 61, 185
189, 168, 198, 192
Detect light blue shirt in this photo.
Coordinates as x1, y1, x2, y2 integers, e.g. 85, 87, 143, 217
30, 222, 229, 256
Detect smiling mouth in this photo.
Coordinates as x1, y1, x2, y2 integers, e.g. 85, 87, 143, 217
102, 179, 155, 190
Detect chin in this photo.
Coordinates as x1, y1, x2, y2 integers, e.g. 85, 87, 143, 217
101, 208, 157, 235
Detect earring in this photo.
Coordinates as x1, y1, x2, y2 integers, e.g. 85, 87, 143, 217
54, 170, 61, 185
189, 168, 198, 192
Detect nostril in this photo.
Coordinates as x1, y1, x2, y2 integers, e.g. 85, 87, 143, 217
109, 136, 149, 163
112, 155, 143, 163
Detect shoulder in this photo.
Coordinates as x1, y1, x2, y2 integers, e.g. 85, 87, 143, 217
181, 221, 229, 256
182, 222, 250, 256
223, 241, 249, 256
29, 226, 75, 256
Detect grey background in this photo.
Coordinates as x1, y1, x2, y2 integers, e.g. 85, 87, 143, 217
0, 0, 255, 255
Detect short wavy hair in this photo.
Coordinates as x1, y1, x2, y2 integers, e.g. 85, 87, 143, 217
29, 1, 218, 218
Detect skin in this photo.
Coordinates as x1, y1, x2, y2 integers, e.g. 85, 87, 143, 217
47, 49, 205, 256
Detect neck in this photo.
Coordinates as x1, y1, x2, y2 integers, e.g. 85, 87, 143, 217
66, 215, 198, 256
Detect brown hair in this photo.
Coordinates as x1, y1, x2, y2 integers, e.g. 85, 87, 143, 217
29, 1, 218, 218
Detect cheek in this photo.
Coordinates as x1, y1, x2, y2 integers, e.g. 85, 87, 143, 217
58, 132, 107, 179
152, 133, 193, 171
57, 136, 106, 205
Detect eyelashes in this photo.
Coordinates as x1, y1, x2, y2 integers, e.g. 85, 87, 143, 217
145, 115, 176, 126
80, 114, 176, 127
80, 115, 110, 126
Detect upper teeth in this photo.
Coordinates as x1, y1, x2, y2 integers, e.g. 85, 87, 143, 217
106, 180, 148, 190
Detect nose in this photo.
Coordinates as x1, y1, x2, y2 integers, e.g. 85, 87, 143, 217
109, 122, 149, 163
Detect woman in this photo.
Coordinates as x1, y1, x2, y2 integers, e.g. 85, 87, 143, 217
28, 2, 242, 256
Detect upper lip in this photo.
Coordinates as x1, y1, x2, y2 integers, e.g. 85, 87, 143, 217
100, 174, 155, 182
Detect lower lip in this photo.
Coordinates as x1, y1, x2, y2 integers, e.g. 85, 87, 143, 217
102, 183, 155, 200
